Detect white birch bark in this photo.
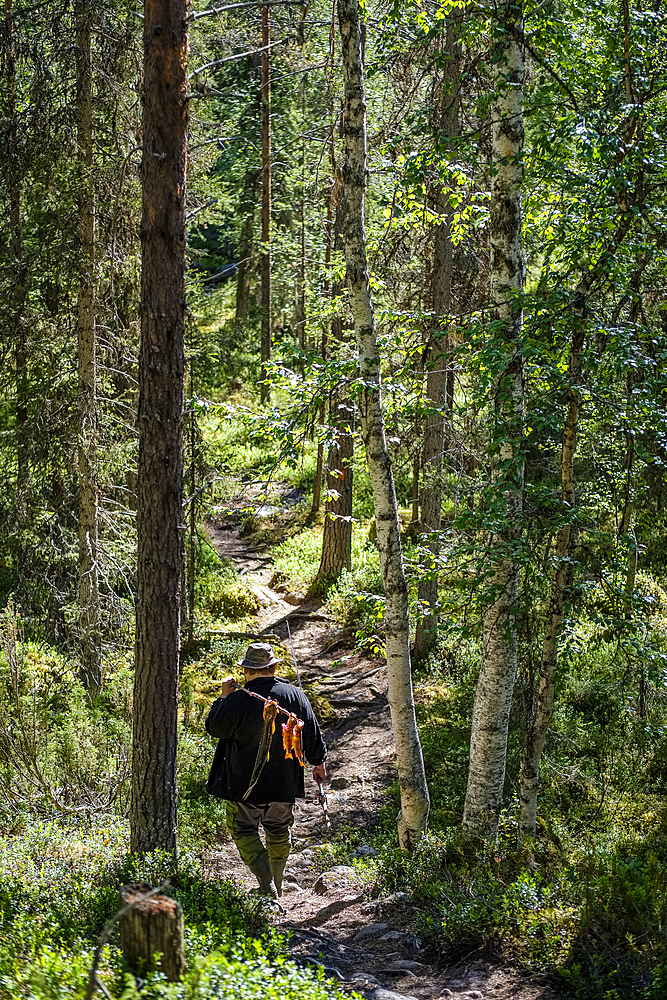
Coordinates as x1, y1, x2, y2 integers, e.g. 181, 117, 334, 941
338, 0, 429, 850
462, 0, 525, 841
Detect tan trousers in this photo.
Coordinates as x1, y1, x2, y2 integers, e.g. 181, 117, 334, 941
225, 800, 294, 867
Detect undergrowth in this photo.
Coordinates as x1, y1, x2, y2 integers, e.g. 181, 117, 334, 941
0, 824, 358, 1000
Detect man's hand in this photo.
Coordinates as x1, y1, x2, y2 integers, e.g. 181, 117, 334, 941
312, 763, 326, 785
220, 676, 239, 698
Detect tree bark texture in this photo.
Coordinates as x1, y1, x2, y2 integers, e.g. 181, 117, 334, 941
296, 71, 307, 351
339, 0, 429, 850
414, 24, 460, 661
316, 400, 353, 584
311, 107, 339, 516
519, 324, 583, 839
260, 0, 271, 402
316, 189, 350, 573
463, 0, 525, 842
312, 400, 325, 514
235, 168, 259, 324
119, 883, 185, 982
5, 0, 28, 537
131, 0, 188, 858
75, 0, 102, 697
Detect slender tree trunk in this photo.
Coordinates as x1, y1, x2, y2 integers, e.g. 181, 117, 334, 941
295, 68, 307, 351
312, 397, 326, 514
315, 399, 353, 585
339, 0, 429, 850
462, 0, 525, 842
517, 180, 638, 838
235, 169, 259, 324
620, 374, 637, 613
260, 0, 271, 402
414, 24, 460, 661
187, 363, 196, 648
315, 185, 349, 554
131, 0, 188, 858
411, 450, 420, 525
6, 0, 28, 544
519, 324, 584, 839
75, 0, 102, 697
312, 166, 340, 515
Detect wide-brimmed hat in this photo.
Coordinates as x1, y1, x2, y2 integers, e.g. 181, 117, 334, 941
239, 642, 278, 671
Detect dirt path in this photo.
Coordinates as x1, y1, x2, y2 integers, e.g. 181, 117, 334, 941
204, 518, 570, 1000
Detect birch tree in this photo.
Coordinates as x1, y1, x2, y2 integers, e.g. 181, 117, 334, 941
462, 0, 525, 842
338, 0, 429, 850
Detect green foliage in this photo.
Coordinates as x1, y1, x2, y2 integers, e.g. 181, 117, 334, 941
272, 523, 382, 599
0, 822, 353, 1000
0, 604, 132, 816
118, 950, 361, 1000
196, 559, 259, 623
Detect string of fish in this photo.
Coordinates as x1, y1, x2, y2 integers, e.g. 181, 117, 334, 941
242, 689, 304, 800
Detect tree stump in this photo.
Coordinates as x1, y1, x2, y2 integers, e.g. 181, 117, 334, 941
119, 882, 185, 982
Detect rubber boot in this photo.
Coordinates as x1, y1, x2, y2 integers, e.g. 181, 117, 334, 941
248, 853, 279, 899
270, 858, 288, 898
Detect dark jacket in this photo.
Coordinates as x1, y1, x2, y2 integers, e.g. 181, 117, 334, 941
205, 675, 326, 804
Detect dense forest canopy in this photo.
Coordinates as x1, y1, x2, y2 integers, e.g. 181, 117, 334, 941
1, 0, 667, 997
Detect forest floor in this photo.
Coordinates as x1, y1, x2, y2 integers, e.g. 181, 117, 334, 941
204, 507, 571, 1000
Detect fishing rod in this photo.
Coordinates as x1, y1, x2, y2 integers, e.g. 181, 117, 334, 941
286, 618, 302, 691
316, 777, 331, 829
285, 621, 330, 830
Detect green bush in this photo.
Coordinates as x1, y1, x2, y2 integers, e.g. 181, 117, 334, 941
0, 608, 132, 817
0, 824, 355, 1000
196, 562, 259, 622
119, 950, 361, 1000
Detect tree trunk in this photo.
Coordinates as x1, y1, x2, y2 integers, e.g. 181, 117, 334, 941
414, 23, 460, 662
187, 363, 197, 648
235, 169, 259, 324
295, 71, 307, 351
311, 103, 338, 516
517, 164, 638, 839
312, 399, 326, 515
75, 0, 102, 697
519, 324, 584, 839
131, 0, 188, 858
119, 883, 185, 983
462, 0, 525, 842
260, 0, 271, 402
5, 0, 28, 550
339, 0, 429, 850
315, 187, 348, 561
315, 400, 353, 585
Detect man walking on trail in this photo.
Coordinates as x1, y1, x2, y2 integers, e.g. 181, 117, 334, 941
205, 642, 327, 900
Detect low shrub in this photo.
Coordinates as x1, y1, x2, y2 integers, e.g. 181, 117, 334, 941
0, 824, 355, 1000
0, 606, 132, 817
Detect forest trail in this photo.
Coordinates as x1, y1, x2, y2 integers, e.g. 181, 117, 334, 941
204, 514, 569, 1000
